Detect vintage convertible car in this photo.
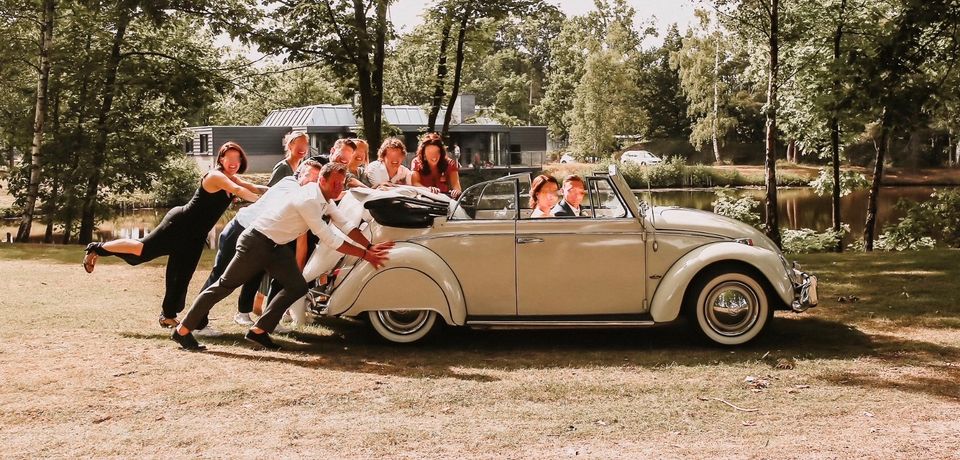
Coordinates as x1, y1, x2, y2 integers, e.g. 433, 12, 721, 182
321, 166, 818, 346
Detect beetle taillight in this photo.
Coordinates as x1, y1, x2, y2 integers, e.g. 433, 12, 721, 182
735, 238, 754, 246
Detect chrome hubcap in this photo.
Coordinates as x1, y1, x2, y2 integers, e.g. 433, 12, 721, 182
703, 281, 760, 337
376, 310, 431, 335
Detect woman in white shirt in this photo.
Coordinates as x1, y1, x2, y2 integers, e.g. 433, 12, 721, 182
529, 174, 560, 218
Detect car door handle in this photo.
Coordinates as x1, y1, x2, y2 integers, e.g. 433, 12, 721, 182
517, 237, 544, 244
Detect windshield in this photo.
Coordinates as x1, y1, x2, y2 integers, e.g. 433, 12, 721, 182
450, 173, 530, 220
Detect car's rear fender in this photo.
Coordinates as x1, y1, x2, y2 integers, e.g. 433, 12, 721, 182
649, 242, 793, 322
326, 242, 467, 325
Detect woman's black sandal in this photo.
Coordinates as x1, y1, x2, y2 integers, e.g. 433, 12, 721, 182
82, 243, 101, 273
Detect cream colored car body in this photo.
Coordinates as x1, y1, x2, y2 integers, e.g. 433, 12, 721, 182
325, 167, 817, 344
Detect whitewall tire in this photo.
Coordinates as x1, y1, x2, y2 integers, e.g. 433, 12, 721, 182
686, 267, 771, 346
367, 310, 439, 344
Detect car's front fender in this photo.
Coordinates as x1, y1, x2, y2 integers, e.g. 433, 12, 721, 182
649, 241, 793, 322
326, 242, 467, 325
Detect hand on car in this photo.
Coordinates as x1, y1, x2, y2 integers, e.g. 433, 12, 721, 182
363, 241, 395, 269
449, 189, 461, 199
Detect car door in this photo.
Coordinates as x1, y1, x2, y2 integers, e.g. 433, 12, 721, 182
515, 177, 646, 316
423, 176, 520, 317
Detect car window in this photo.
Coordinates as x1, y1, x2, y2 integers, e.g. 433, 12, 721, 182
450, 179, 518, 220
586, 178, 630, 219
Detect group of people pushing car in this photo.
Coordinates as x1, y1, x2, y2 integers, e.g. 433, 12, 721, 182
80, 132, 466, 351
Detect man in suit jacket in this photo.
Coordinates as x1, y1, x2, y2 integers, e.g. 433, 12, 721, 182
551, 175, 587, 217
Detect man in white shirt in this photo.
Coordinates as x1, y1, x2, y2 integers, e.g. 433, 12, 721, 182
172, 163, 394, 351
365, 137, 412, 188
197, 160, 324, 327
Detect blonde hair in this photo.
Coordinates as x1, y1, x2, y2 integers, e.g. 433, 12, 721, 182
282, 131, 309, 157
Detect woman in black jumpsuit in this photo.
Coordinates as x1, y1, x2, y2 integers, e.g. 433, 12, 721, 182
82, 142, 264, 327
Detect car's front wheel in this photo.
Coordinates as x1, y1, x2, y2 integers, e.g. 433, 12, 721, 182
367, 310, 439, 344
685, 266, 771, 346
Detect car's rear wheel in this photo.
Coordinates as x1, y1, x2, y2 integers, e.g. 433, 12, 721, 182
367, 310, 439, 344
685, 266, 771, 346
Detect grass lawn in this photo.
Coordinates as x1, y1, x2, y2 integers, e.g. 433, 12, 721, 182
1, 244, 958, 458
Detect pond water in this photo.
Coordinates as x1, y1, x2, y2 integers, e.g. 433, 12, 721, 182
637, 186, 942, 244
0, 186, 949, 246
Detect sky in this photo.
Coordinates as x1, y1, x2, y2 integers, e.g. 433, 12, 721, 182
389, 0, 700, 45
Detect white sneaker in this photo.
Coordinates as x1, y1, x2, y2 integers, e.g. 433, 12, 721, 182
234, 312, 255, 326
194, 326, 224, 337
273, 323, 293, 334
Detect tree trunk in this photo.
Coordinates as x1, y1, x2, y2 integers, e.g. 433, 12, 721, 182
442, 5, 472, 137
863, 107, 891, 251
16, 0, 56, 243
712, 29, 721, 164
427, 11, 453, 131
955, 136, 960, 167
830, 0, 846, 252
62, 30, 94, 244
79, 8, 130, 244
763, 0, 781, 248
43, 175, 58, 244
369, 0, 387, 153
349, 0, 383, 154
947, 130, 953, 168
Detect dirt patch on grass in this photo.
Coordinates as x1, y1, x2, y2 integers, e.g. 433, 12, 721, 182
1, 247, 959, 457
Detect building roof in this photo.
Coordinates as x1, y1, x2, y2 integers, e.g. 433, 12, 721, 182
260, 104, 355, 128
260, 104, 511, 132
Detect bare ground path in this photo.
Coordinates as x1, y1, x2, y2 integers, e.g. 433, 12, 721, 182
1, 246, 959, 458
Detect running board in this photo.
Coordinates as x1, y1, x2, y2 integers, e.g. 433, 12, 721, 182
466, 320, 656, 329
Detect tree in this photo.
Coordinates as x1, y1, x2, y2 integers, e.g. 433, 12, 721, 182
569, 19, 648, 158
532, 16, 589, 144
211, 64, 348, 126
858, 0, 960, 250
261, 0, 390, 157
716, 0, 795, 248
638, 24, 691, 140
671, 10, 739, 163
12, 0, 55, 242
422, 0, 540, 136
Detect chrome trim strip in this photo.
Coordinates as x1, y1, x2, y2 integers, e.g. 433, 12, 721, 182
466, 320, 656, 327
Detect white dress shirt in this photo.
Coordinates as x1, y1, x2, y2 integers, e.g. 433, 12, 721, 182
365, 160, 412, 188
234, 176, 298, 228
251, 182, 347, 249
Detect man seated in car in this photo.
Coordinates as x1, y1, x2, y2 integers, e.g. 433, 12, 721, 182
551, 175, 587, 217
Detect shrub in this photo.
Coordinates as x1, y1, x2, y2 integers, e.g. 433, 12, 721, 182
855, 189, 960, 251
154, 155, 201, 206
809, 168, 870, 197
711, 188, 761, 228
781, 227, 846, 254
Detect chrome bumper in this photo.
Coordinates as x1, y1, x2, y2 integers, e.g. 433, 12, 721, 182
790, 268, 818, 312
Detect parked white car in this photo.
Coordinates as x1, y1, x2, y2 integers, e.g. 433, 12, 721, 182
559, 153, 577, 164
620, 150, 662, 166
317, 165, 819, 346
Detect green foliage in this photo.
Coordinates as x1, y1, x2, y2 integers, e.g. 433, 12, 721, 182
211, 66, 348, 126
781, 227, 846, 254
153, 154, 201, 207
711, 187, 761, 227
873, 190, 960, 251
669, 10, 746, 162
808, 168, 870, 197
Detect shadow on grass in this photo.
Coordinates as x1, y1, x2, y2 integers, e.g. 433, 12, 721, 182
121, 314, 960, 399
121, 314, 948, 371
